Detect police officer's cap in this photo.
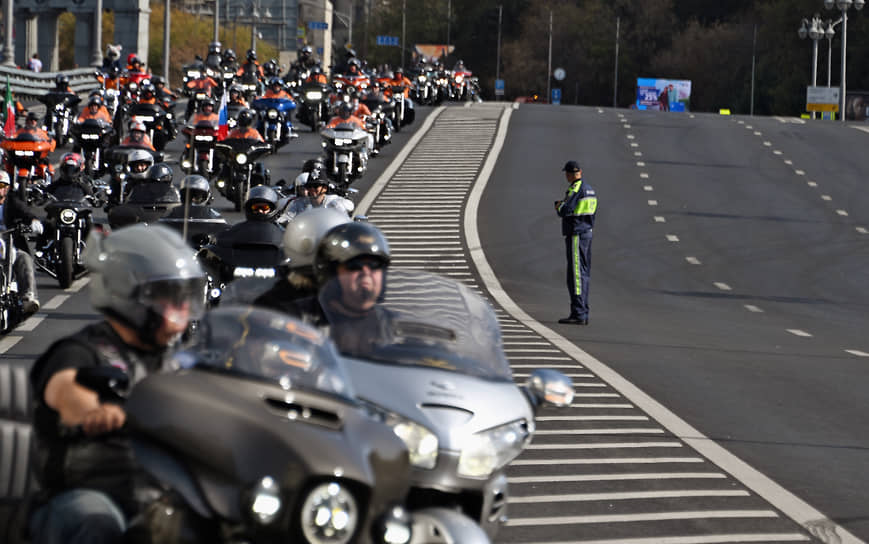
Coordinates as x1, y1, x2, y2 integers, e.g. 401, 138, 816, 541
562, 160, 581, 173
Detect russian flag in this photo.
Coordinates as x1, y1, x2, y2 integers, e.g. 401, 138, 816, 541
217, 90, 228, 140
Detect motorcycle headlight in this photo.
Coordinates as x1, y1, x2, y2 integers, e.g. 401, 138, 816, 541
233, 267, 254, 278
392, 420, 438, 469
216, 179, 226, 188
166, 112, 174, 120
59, 209, 77, 225
224, 72, 234, 79
235, 153, 248, 165
455, 75, 464, 84
372, 506, 412, 544
188, 70, 201, 79
300, 482, 358, 544
181, 159, 193, 168
306, 91, 323, 100
457, 419, 532, 478
267, 109, 278, 119
334, 138, 351, 146
418, 75, 426, 82
247, 476, 282, 525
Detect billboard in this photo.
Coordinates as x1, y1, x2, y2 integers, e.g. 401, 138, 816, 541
636, 78, 692, 112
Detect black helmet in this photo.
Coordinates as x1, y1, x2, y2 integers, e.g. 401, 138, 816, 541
55, 74, 70, 88
237, 108, 255, 128
223, 48, 237, 62
152, 75, 165, 86
302, 157, 326, 174
243, 185, 280, 221
180, 174, 212, 205
268, 77, 282, 89
59, 152, 85, 180
148, 162, 174, 184
338, 102, 353, 119
246, 49, 257, 61
311, 65, 323, 75
200, 97, 215, 110
208, 41, 222, 54
314, 222, 390, 285
88, 94, 104, 107
345, 48, 357, 59
229, 83, 243, 96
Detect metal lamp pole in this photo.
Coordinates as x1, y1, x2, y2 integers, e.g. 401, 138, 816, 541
825, 18, 842, 87
799, 14, 823, 118
546, 10, 552, 103
825, 0, 865, 122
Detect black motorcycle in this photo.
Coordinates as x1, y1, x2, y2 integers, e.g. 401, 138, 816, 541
70, 119, 115, 176
181, 120, 220, 178
159, 203, 229, 251
0, 227, 25, 333
213, 139, 273, 211
103, 145, 163, 206
126, 102, 175, 151
106, 181, 181, 229
32, 185, 103, 289
296, 82, 331, 132
38, 91, 81, 146
74, 305, 490, 543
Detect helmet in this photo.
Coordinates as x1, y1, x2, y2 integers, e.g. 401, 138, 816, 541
88, 94, 104, 107
246, 49, 257, 61
268, 77, 282, 89
302, 157, 326, 174
127, 148, 154, 180
237, 108, 255, 128
229, 83, 243, 96
243, 185, 280, 221
338, 102, 353, 119
59, 152, 85, 180
314, 222, 390, 286
127, 53, 137, 65
140, 81, 155, 97
394, 66, 404, 75
152, 75, 165, 86
348, 58, 361, 68
180, 174, 212, 205
223, 48, 237, 62
311, 65, 322, 75
148, 162, 174, 184
200, 97, 215, 110
84, 224, 206, 347
283, 208, 351, 269
0, 171, 9, 186
55, 74, 69, 88
208, 41, 222, 54
130, 119, 147, 133
345, 48, 357, 59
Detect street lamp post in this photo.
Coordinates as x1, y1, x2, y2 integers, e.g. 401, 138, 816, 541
825, 0, 865, 122
825, 18, 842, 87
799, 14, 823, 118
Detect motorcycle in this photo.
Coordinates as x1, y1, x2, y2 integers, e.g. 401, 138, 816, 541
0, 228, 25, 333
0, 133, 54, 203
158, 202, 228, 251
181, 120, 219, 178
70, 119, 115, 176
74, 305, 490, 543
238, 72, 262, 103
296, 82, 331, 132
387, 87, 415, 130
32, 185, 103, 289
320, 122, 369, 189
127, 101, 175, 151
106, 180, 181, 229
333, 73, 371, 96
103, 145, 163, 206
251, 97, 297, 148
361, 103, 393, 156
38, 91, 80, 146
213, 139, 273, 211
319, 269, 575, 539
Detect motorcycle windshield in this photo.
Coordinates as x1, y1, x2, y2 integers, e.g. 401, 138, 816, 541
319, 269, 513, 381
252, 97, 296, 112
177, 305, 356, 399
48, 185, 88, 203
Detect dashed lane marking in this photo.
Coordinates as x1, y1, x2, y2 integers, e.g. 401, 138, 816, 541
505, 510, 780, 527
845, 350, 869, 357
16, 315, 45, 332
713, 282, 732, 291
509, 489, 751, 503
857, 227, 868, 234
666, 234, 679, 242
787, 329, 813, 338
654, 216, 666, 223
836, 209, 849, 216
643, 185, 653, 191
640, 172, 649, 178
745, 305, 764, 313
0, 335, 23, 353
648, 199, 658, 206
686, 256, 702, 265
43, 294, 70, 310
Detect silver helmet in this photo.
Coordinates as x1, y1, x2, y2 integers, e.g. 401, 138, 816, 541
283, 208, 351, 269
85, 224, 206, 345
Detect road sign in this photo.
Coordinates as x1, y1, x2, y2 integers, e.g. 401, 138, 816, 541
806, 86, 839, 112
308, 21, 329, 30
317, 47, 324, 55
553, 67, 566, 81
494, 79, 505, 96
376, 35, 400, 46
552, 88, 561, 105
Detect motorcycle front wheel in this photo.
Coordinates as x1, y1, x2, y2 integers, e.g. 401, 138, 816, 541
58, 237, 75, 289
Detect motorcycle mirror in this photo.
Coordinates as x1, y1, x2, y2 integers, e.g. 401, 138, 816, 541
352, 215, 368, 222
524, 369, 574, 409
75, 366, 130, 404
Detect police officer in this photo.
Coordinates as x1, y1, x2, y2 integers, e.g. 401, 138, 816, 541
555, 160, 597, 325
28, 224, 206, 544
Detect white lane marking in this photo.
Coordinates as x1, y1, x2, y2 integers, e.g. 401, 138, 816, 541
535, 415, 648, 421
774, 150, 783, 155
836, 209, 849, 216
636, 161, 645, 166
654, 216, 666, 223
845, 350, 869, 357
534, 428, 665, 435
807, 181, 818, 187
512, 102, 519, 110
626, 134, 635, 139
511, 457, 704, 466
527, 441, 679, 450
509, 473, 727, 484
746, 125, 753, 129
503, 534, 809, 544
852, 125, 869, 134
821, 195, 832, 201
571, 403, 634, 409
685, 256, 701, 265
0, 335, 23, 353
745, 305, 764, 313
795, 170, 805, 176
623, 124, 632, 128
666, 234, 679, 242
43, 294, 70, 310
857, 227, 868, 234
630, 142, 639, 147
506, 510, 779, 527
714, 282, 732, 291
784, 159, 793, 165
509, 489, 751, 504
640, 172, 649, 178
738, 120, 745, 124
763, 141, 772, 146
66, 277, 90, 292
647, 199, 658, 206
634, 151, 643, 156
465, 104, 863, 543
643, 185, 653, 191
574, 393, 620, 397
16, 315, 45, 332
754, 131, 762, 135
787, 329, 813, 338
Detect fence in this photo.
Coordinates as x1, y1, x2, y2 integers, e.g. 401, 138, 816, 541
0, 66, 100, 102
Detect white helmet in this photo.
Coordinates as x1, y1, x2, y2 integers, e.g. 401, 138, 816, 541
282, 208, 352, 269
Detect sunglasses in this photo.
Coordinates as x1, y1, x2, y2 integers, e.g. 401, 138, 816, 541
343, 257, 385, 272
250, 202, 273, 213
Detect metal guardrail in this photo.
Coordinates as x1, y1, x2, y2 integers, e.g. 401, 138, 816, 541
0, 66, 100, 102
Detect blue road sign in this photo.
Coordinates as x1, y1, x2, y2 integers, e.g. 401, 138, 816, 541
376, 35, 400, 46
308, 21, 329, 30
317, 47, 324, 55
494, 79, 505, 96
552, 88, 562, 105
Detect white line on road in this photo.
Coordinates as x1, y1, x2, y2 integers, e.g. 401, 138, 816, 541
836, 209, 849, 216
43, 294, 70, 310
503, 533, 809, 544
526, 441, 680, 450
763, 141, 772, 146
845, 350, 869, 357
745, 305, 764, 313
795, 170, 805, 176
626, 134, 635, 139
640, 172, 649, 178
508, 489, 751, 504
821, 195, 832, 201
784, 159, 793, 165
67, 277, 90, 292
807, 181, 818, 187
636, 161, 645, 166
508, 472, 727, 484
630, 142, 639, 147
534, 428, 666, 435
714, 282, 732, 291
685, 256, 701, 265
654, 216, 666, 223
787, 329, 813, 338
648, 200, 658, 206
643, 185, 653, 191
511, 457, 703, 466
634, 151, 643, 156
774, 150, 783, 155
0, 335, 23, 353
857, 227, 868, 234
16, 315, 45, 332
754, 131, 762, 135
505, 510, 779, 527
666, 234, 679, 242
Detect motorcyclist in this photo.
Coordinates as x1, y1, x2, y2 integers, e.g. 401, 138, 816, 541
225, 108, 263, 141
45, 152, 95, 198
279, 168, 354, 222
350, 94, 372, 120
0, 171, 41, 314
54, 73, 74, 94
325, 101, 365, 130
159, 174, 227, 248
76, 95, 113, 124
237, 49, 264, 81
262, 77, 293, 100
332, 47, 358, 75
205, 40, 223, 72
221, 48, 239, 70
255, 207, 351, 306
151, 75, 177, 101
17, 112, 55, 147
124, 162, 180, 206
293, 45, 318, 72
386, 66, 413, 98
262, 58, 281, 80
227, 84, 249, 108
137, 80, 158, 105
183, 71, 219, 120
27, 223, 206, 544
184, 98, 219, 136
121, 119, 155, 150
305, 64, 328, 84
107, 147, 153, 206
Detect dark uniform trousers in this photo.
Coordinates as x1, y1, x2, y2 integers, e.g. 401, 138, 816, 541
565, 229, 592, 320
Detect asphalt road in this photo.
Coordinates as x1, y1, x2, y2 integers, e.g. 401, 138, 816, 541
479, 105, 869, 540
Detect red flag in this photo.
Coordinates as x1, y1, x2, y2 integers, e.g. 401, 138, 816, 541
217, 90, 228, 140
3, 76, 15, 138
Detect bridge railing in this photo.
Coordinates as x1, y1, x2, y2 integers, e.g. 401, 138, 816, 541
0, 66, 100, 102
